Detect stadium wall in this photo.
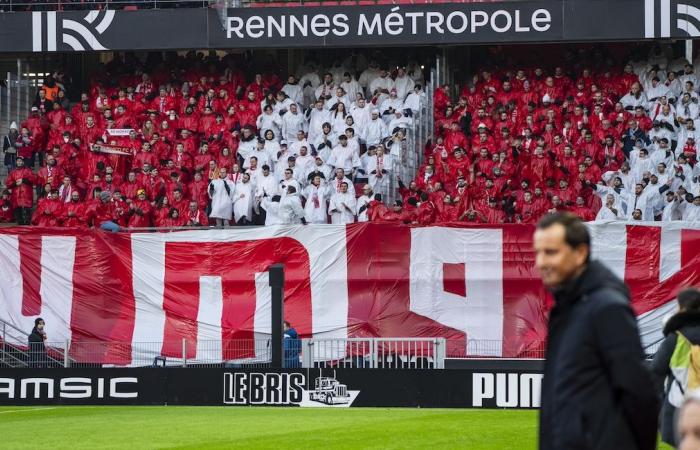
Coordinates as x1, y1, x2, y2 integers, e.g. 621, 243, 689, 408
0, 0, 697, 53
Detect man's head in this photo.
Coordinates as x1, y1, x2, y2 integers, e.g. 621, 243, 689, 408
533, 213, 591, 288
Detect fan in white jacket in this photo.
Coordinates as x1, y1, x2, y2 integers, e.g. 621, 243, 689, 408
302, 176, 330, 224
328, 136, 361, 175
328, 182, 357, 224
256, 106, 281, 139
595, 194, 622, 221
349, 98, 372, 134
362, 110, 388, 148
255, 166, 279, 205
232, 173, 254, 224
683, 196, 700, 222
393, 68, 415, 100
208, 168, 236, 226
280, 103, 307, 143
307, 101, 331, 142
366, 146, 393, 193
356, 184, 373, 222
279, 187, 306, 224
404, 85, 425, 114
281, 76, 303, 106
340, 73, 362, 105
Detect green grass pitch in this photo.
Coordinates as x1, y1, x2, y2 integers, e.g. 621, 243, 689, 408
0, 406, 674, 449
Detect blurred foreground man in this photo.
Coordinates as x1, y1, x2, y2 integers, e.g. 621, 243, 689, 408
535, 213, 658, 450
678, 391, 700, 450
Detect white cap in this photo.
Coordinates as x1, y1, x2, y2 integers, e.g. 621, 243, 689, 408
477, 122, 487, 128
9, 121, 18, 130
371, 108, 380, 114
542, 94, 552, 103
280, 140, 288, 146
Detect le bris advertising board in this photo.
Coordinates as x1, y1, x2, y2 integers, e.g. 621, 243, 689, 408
2, 0, 698, 53
0, 367, 543, 409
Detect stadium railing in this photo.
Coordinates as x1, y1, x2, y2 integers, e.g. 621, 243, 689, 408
2, 337, 447, 368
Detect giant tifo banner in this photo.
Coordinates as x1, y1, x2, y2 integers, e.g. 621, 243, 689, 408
0, 223, 699, 365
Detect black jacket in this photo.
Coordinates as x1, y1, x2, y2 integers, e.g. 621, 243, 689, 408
28, 327, 47, 366
539, 261, 659, 450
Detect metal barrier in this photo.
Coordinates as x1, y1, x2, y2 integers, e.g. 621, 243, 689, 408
301, 337, 446, 369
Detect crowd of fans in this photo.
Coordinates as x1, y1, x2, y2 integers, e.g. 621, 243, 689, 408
0, 51, 425, 228
3, 45, 700, 229
398, 45, 700, 224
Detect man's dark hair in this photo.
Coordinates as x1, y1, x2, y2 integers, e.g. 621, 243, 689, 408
537, 213, 591, 260
678, 288, 700, 311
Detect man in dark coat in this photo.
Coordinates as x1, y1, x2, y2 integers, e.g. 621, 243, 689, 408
283, 321, 301, 368
534, 213, 658, 450
651, 288, 700, 447
28, 317, 47, 368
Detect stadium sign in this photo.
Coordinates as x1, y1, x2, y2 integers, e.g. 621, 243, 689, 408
0, 0, 697, 53
0, 367, 541, 408
0, 376, 137, 400
217, 4, 560, 47
472, 372, 543, 408
222, 371, 361, 407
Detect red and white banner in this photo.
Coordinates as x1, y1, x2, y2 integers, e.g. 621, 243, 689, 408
0, 223, 699, 364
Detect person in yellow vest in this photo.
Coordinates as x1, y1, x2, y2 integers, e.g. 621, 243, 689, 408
652, 288, 700, 447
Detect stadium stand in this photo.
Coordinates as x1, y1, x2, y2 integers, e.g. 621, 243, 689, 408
2, 44, 700, 228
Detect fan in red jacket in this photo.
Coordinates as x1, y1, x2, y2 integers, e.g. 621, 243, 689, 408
0, 190, 15, 223
436, 195, 460, 223
31, 190, 63, 226
184, 200, 209, 227
127, 190, 153, 228
61, 191, 86, 227
6, 157, 36, 225
570, 196, 596, 222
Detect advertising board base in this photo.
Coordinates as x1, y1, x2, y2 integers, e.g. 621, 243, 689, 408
0, 361, 542, 409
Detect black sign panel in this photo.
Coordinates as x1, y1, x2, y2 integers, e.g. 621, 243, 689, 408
0, 364, 543, 409
0, 0, 695, 53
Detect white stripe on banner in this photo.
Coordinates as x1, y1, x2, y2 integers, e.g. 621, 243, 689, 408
588, 222, 627, 281
195, 276, 223, 363
32, 12, 42, 52
47, 12, 56, 52
645, 0, 655, 38
638, 299, 677, 350
254, 272, 273, 360
660, 226, 681, 282
39, 236, 76, 345
0, 235, 24, 337
661, 0, 671, 37
254, 271, 271, 336
130, 235, 166, 366
409, 228, 504, 357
